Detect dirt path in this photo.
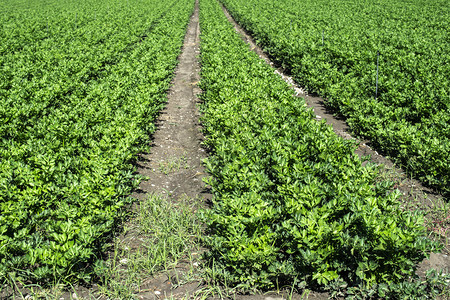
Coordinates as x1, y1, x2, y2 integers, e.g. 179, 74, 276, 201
129, 1, 209, 298
220, 2, 449, 280
132, 2, 205, 204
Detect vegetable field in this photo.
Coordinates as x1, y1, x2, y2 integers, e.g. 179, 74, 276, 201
220, 0, 450, 197
1, 0, 449, 297
0, 0, 194, 283
198, 0, 442, 293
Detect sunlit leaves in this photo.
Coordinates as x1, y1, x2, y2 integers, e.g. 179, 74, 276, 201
199, 0, 439, 291
220, 0, 450, 197
0, 0, 195, 283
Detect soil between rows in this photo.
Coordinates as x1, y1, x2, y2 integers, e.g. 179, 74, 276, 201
127, 0, 209, 298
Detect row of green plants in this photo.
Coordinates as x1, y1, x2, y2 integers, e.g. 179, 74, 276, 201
198, 0, 447, 297
0, 0, 194, 284
220, 0, 450, 198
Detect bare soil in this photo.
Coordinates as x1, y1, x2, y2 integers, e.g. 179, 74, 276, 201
127, 1, 209, 298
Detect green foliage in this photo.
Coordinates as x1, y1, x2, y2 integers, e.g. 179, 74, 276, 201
220, 0, 450, 198
198, 0, 441, 294
0, 0, 194, 284
342, 269, 450, 299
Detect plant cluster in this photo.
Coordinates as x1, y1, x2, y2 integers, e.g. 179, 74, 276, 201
0, 0, 194, 284
220, 0, 450, 198
198, 0, 442, 294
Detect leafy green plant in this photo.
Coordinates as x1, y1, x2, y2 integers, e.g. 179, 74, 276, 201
198, 0, 441, 295
343, 269, 450, 299
220, 0, 450, 198
0, 0, 195, 285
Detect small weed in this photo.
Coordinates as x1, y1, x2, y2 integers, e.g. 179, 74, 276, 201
158, 155, 190, 174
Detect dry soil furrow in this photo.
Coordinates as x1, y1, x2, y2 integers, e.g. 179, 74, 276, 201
129, 1, 209, 299
132, 1, 205, 203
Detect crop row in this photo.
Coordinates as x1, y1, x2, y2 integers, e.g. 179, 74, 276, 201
0, 0, 195, 283
198, 0, 439, 292
220, 0, 449, 197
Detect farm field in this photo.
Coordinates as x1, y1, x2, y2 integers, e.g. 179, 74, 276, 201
0, 0, 195, 284
1, 0, 450, 298
220, 0, 450, 198
198, 0, 448, 297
